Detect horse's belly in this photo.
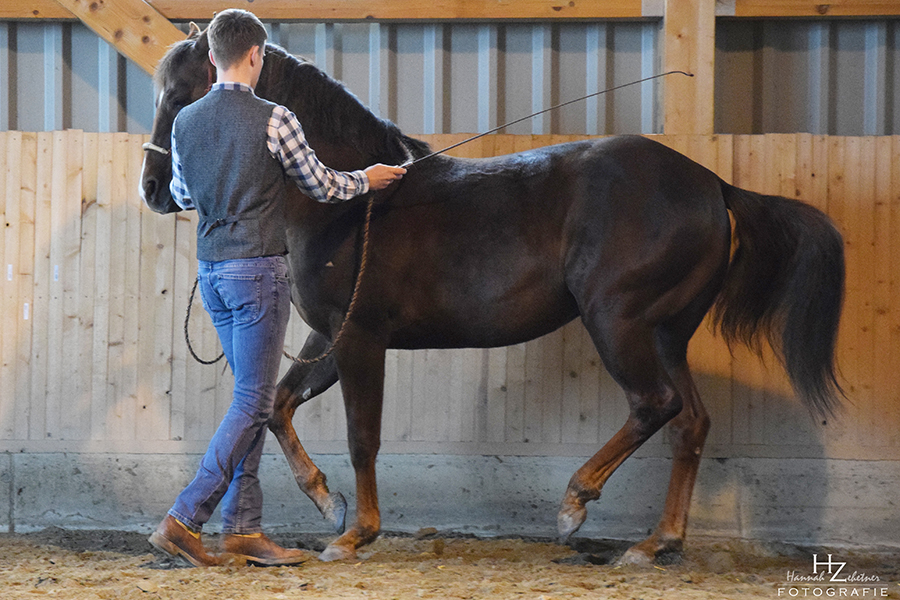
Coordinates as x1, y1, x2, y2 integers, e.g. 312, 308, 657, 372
387, 285, 580, 350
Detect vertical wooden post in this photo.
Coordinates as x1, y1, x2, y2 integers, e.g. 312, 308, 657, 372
663, 0, 716, 134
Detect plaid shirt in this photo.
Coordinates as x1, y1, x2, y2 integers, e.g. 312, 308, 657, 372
170, 82, 369, 210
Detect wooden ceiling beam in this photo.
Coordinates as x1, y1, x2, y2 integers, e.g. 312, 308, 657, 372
50, 0, 185, 75
732, 0, 900, 17
7, 0, 900, 20
9, 1, 645, 21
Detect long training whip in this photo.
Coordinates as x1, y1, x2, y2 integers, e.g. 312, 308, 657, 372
401, 70, 693, 168
187, 70, 694, 365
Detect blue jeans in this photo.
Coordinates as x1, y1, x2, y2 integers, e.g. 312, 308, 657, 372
169, 255, 291, 534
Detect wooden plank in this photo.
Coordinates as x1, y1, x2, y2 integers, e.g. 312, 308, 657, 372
61, 131, 86, 440
663, 0, 715, 135
77, 133, 99, 441
522, 337, 542, 444
453, 348, 481, 443
15, 0, 900, 20
868, 136, 894, 449
0, 132, 7, 437
4, 0, 646, 20
28, 134, 53, 442
560, 321, 584, 445
542, 327, 565, 444
575, 321, 601, 446
852, 137, 877, 448
504, 342, 526, 443
105, 132, 128, 440
50, 0, 185, 75
0, 131, 18, 440
837, 137, 865, 449
411, 349, 450, 441
12, 134, 37, 441
135, 135, 174, 441
483, 346, 507, 444
381, 346, 400, 442
823, 135, 853, 446
43, 132, 66, 440
90, 133, 113, 441
734, 0, 900, 17
890, 136, 900, 448
122, 135, 143, 441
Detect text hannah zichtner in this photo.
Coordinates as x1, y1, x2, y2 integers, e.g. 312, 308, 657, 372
777, 554, 891, 598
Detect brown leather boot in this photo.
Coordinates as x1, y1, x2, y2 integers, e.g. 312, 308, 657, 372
148, 515, 222, 567
222, 532, 310, 566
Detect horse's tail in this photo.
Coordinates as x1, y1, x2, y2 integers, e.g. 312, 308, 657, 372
714, 181, 845, 418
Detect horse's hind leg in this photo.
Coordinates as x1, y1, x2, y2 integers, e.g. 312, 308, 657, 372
269, 331, 346, 532
614, 285, 716, 564
558, 317, 684, 546
618, 359, 710, 564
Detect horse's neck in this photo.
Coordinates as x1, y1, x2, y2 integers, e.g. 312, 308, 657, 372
255, 57, 399, 170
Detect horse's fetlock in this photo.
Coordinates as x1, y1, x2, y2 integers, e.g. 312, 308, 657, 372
565, 482, 600, 505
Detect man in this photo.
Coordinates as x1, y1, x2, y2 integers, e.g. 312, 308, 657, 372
149, 8, 405, 567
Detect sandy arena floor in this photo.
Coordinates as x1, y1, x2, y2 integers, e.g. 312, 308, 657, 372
0, 528, 897, 599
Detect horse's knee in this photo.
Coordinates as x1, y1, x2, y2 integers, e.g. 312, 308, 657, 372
348, 438, 380, 471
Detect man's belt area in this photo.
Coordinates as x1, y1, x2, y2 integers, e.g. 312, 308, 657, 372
199, 214, 252, 237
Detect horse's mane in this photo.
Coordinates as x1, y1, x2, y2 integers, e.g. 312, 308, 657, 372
155, 33, 431, 165
154, 36, 205, 90
258, 44, 431, 164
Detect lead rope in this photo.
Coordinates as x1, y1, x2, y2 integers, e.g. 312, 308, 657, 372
185, 276, 225, 364
184, 194, 376, 366
282, 194, 376, 365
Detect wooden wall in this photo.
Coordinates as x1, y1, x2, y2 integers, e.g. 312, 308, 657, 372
0, 131, 897, 462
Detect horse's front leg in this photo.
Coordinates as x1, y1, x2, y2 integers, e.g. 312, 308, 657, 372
269, 330, 346, 532
319, 328, 386, 562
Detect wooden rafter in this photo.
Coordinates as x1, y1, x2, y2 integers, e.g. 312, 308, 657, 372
8, 0, 899, 20
50, 0, 185, 75
7, 1, 646, 21
733, 0, 900, 17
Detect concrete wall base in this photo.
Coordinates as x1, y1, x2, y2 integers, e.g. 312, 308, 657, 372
1, 452, 897, 547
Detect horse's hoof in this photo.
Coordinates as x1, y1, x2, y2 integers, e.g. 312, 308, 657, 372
616, 546, 655, 567
321, 492, 347, 534
319, 543, 356, 562
557, 504, 587, 543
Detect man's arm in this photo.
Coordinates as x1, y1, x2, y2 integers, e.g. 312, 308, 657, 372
169, 129, 196, 211
267, 106, 404, 202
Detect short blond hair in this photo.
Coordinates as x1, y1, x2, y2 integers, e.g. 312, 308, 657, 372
207, 9, 267, 70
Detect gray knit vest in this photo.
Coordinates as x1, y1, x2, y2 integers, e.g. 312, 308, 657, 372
173, 88, 288, 262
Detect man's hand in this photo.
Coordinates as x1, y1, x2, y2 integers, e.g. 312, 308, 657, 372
365, 164, 407, 191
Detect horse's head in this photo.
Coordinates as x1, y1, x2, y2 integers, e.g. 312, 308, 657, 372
140, 23, 214, 214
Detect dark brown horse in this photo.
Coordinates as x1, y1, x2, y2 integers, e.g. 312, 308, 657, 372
140, 26, 844, 564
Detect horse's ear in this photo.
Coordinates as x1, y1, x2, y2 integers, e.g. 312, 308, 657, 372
188, 22, 201, 39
